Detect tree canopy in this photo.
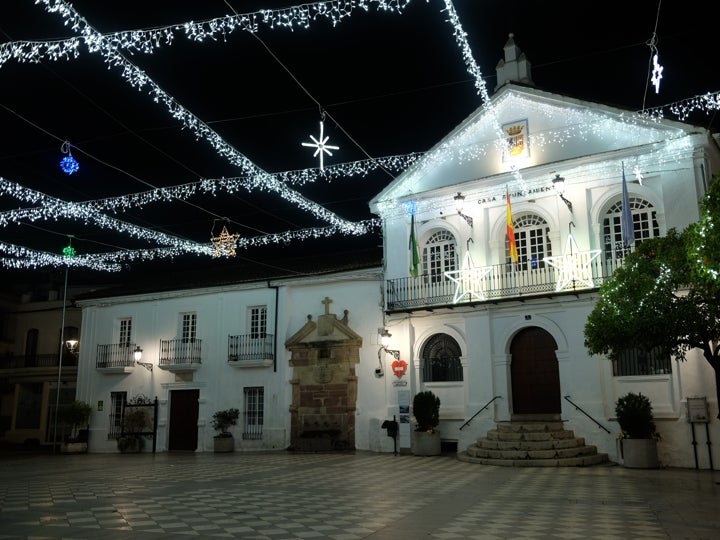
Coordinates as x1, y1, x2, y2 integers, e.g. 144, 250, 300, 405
584, 176, 720, 416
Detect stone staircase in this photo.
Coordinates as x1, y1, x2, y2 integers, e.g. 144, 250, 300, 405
458, 418, 609, 467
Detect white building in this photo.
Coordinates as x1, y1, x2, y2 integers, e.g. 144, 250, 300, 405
73, 37, 720, 468
369, 36, 720, 468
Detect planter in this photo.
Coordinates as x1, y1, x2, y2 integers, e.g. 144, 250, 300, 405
117, 436, 142, 453
621, 438, 659, 468
411, 430, 441, 456
214, 435, 234, 453
60, 442, 88, 454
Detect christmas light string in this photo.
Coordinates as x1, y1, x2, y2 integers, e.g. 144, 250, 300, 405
0, 1, 715, 269
35, 0, 363, 236
0, 1, 413, 69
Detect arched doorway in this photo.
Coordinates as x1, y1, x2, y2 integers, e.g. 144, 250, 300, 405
510, 327, 560, 415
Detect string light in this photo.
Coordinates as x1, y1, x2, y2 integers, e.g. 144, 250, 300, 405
0, 0, 715, 271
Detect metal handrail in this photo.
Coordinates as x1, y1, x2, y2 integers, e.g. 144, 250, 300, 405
564, 395, 611, 433
459, 396, 502, 430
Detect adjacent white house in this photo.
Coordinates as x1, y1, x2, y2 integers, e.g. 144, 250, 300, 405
70, 36, 720, 468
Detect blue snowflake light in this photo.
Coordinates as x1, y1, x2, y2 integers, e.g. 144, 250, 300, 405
60, 154, 79, 175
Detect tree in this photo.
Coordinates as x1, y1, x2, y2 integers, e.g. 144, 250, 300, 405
584, 176, 720, 418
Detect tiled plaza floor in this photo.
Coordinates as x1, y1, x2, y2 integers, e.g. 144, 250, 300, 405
0, 450, 718, 539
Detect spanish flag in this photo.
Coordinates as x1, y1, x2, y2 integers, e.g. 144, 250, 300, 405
506, 189, 519, 263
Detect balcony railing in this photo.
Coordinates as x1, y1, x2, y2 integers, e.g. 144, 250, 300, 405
96, 343, 137, 369
0, 353, 78, 369
386, 256, 623, 311
159, 338, 202, 367
228, 333, 274, 363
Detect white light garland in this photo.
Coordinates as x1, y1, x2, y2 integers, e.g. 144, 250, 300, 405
0, 0, 716, 271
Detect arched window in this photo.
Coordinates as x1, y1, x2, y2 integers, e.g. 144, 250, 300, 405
422, 230, 457, 283
421, 333, 463, 382
603, 197, 659, 261
506, 214, 552, 270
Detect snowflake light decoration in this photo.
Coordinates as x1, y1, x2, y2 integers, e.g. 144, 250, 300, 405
302, 120, 339, 170
60, 141, 79, 175
651, 54, 663, 94
211, 225, 239, 258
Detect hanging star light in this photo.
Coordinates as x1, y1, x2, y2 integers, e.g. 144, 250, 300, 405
544, 233, 601, 291
651, 54, 663, 94
302, 120, 339, 170
211, 225, 239, 258
444, 251, 494, 303
59, 141, 79, 175
633, 164, 644, 185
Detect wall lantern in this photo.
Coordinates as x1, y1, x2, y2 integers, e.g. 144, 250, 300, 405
134, 346, 153, 371
552, 174, 573, 213
453, 192, 474, 227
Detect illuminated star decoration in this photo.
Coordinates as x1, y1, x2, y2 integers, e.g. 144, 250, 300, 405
59, 141, 79, 175
444, 251, 494, 303
302, 120, 339, 170
211, 225, 239, 258
651, 54, 663, 94
633, 165, 644, 185
544, 233, 601, 291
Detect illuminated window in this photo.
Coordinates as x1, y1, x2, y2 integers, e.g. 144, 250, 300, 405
603, 197, 659, 260
507, 214, 551, 270
423, 230, 457, 283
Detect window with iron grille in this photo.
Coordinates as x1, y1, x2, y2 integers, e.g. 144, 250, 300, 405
613, 346, 671, 376
603, 197, 659, 261
506, 214, 551, 270
118, 318, 132, 347
422, 230, 457, 283
25, 328, 38, 362
249, 306, 267, 339
108, 391, 127, 440
421, 333, 463, 382
243, 386, 264, 440
181, 312, 197, 342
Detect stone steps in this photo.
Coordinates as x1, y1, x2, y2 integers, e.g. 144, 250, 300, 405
458, 420, 609, 467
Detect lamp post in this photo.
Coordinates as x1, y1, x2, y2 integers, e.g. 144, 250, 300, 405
52, 266, 73, 454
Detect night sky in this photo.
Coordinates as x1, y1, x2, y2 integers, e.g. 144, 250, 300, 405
0, 0, 717, 284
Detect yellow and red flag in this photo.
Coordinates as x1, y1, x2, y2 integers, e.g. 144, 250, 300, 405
506, 189, 519, 263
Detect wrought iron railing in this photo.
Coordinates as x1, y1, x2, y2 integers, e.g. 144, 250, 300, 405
386, 256, 623, 311
459, 396, 503, 430
96, 343, 137, 369
159, 338, 202, 366
228, 334, 274, 362
563, 395, 611, 433
0, 353, 78, 369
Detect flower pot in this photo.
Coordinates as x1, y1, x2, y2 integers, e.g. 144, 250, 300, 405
117, 436, 142, 453
411, 430, 441, 456
60, 441, 88, 454
621, 438, 659, 468
214, 435, 234, 453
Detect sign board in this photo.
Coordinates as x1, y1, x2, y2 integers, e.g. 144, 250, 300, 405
686, 396, 709, 423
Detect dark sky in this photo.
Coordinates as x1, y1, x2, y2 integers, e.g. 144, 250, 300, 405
0, 0, 717, 284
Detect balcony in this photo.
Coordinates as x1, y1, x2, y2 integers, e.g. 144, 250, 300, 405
96, 343, 137, 373
386, 257, 622, 312
0, 353, 78, 371
159, 338, 202, 372
228, 333, 274, 368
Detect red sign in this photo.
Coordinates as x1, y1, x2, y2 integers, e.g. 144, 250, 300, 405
391, 359, 407, 378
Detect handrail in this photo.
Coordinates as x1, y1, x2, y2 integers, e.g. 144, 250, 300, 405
564, 395, 611, 433
459, 396, 502, 430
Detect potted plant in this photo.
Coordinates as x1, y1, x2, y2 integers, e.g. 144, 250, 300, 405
57, 400, 92, 454
411, 390, 441, 456
211, 408, 240, 452
117, 396, 152, 453
615, 392, 659, 468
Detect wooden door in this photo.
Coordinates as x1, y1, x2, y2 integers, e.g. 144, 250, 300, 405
168, 389, 199, 451
510, 327, 560, 414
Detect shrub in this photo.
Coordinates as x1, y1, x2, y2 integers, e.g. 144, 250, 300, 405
211, 408, 240, 438
615, 392, 656, 439
413, 391, 440, 432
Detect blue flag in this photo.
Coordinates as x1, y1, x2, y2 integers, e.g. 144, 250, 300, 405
621, 164, 634, 247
